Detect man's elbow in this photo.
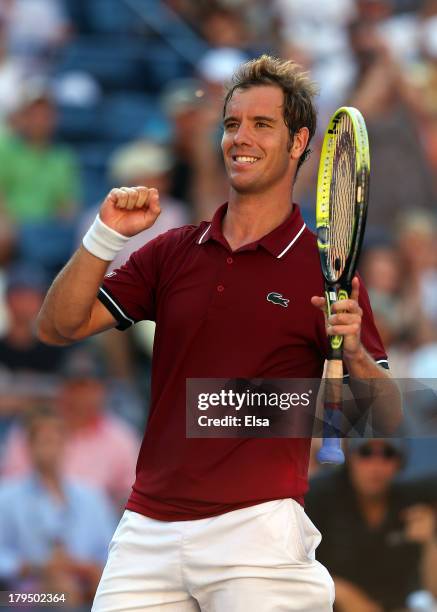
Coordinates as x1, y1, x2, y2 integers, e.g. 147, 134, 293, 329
36, 314, 76, 346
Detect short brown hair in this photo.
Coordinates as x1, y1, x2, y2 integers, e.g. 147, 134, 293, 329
223, 55, 318, 170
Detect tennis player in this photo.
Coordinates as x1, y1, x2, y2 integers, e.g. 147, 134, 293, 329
37, 55, 398, 611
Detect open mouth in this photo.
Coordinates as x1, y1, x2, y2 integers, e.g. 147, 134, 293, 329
232, 155, 260, 164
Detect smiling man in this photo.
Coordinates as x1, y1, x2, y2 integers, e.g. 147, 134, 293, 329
37, 55, 390, 611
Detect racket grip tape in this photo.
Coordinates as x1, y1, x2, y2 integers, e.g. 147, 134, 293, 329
317, 358, 345, 464
326, 287, 349, 356
317, 437, 345, 464
317, 405, 345, 463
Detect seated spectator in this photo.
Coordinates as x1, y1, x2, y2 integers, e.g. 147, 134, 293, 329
0, 405, 115, 609
199, 5, 251, 51
193, 48, 248, 220
360, 240, 424, 375
0, 0, 72, 72
396, 210, 437, 331
0, 15, 26, 123
347, 19, 436, 232
1, 351, 140, 508
0, 78, 81, 272
77, 139, 191, 371
0, 262, 67, 439
107, 139, 190, 268
407, 5, 437, 182
78, 139, 189, 269
0, 262, 67, 376
160, 78, 208, 208
305, 439, 437, 611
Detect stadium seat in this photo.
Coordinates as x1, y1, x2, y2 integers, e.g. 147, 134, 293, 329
100, 93, 169, 143
140, 43, 193, 92
55, 36, 150, 91
56, 103, 103, 143
74, 143, 117, 208
84, 0, 143, 35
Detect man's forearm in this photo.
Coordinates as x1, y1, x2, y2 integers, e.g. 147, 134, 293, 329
37, 187, 161, 345
344, 345, 389, 380
344, 346, 403, 436
421, 536, 437, 597
334, 576, 383, 612
37, 246, 110, 344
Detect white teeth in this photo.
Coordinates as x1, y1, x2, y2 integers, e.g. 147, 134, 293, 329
235, 156, 258, 163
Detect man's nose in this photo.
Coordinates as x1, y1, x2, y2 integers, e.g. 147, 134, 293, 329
233, 122, 253, 146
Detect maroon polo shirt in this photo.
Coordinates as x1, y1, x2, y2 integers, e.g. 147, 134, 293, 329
98, 203, 388, 521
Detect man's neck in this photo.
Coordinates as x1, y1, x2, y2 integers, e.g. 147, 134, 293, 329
7, 321, 35, 349
37, 470, 65, 504
357, 492, 388, 528
223, 186, 294, 251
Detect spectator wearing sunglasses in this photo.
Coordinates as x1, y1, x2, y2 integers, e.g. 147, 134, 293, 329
305, 439, 437, 612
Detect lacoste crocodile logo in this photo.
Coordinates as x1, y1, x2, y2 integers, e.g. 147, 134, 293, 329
267, 292, 289, 308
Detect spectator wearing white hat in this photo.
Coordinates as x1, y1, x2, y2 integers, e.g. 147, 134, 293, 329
79, 140, 189, 272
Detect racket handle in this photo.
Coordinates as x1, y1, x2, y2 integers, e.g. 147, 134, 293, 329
317, 358, 345, 465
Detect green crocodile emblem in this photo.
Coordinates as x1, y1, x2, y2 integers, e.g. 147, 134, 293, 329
267, 292, 289, 308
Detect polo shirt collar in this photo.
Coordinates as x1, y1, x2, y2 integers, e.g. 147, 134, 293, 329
197, 202, 307, 258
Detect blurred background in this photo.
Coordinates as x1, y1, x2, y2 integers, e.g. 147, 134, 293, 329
0, 0, 436, 610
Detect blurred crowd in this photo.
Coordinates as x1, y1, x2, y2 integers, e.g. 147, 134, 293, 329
0, 0, 436, 610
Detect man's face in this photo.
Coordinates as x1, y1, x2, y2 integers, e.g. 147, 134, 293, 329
58, 378, 105, 427
221, 85, 295, 195
18, 98, 56, 142
7, 287, 44, 324
28, 417, 65, 472
348, 441, 401, 499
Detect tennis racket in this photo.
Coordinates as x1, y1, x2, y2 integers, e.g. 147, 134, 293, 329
315, 106, 370, 464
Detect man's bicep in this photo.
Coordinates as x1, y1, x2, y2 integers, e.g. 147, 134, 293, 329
97, 241, 159, 330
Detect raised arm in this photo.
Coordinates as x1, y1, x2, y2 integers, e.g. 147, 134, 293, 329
36, 186, 161, 345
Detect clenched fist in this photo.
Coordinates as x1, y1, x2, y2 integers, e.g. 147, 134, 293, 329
99, 186, 161, 237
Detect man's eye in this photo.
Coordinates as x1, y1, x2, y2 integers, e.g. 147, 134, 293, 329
225, 122, 238, 130
256, 122, 269, 128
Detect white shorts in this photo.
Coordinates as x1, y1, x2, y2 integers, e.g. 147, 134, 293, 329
92, 498, 334, 612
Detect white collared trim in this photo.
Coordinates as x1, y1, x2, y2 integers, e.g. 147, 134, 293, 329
99, 287, 135, 325
277, 223, 306, 259
198, 224, 211, 244
375, 358, 389, 368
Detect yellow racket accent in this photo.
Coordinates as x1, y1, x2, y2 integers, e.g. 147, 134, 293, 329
325, 288, 349, 350
316, 107, 370, 278
316, 106, 370, 465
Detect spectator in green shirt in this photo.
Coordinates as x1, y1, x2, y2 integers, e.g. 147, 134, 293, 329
0, 79, 80, 272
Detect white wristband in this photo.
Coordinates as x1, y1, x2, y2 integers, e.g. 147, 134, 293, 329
82, 214, 130, 261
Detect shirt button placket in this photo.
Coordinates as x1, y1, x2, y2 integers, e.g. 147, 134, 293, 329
216, 254, 234, 295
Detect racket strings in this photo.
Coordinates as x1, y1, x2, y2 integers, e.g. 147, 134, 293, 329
328, 113, 356, 281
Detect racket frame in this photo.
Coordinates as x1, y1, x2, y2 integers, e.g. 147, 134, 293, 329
315, 106, 370, 464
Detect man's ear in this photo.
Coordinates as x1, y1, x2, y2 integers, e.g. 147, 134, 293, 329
290, 127, 310, 161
